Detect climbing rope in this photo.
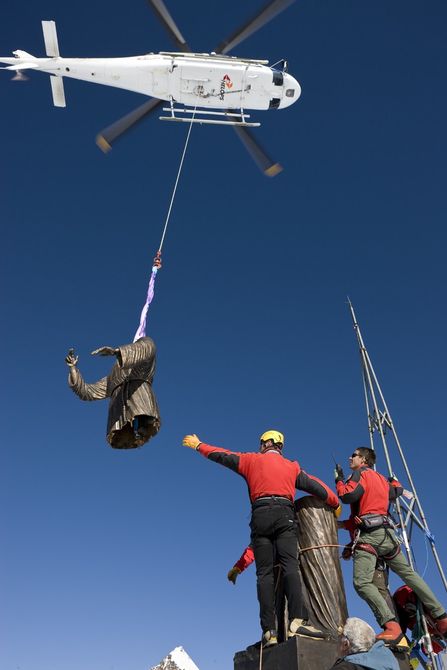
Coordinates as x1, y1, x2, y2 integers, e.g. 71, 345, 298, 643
299, 543, 346, 555
133, 108, 197, 342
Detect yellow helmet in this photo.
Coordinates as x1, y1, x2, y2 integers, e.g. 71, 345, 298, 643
260, 430, 284, 447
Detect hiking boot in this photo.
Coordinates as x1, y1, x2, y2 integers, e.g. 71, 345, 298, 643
288, 618, 326, 639
376, 620, 403, 642
435, 614, 447, 638
262, 630, 278, 648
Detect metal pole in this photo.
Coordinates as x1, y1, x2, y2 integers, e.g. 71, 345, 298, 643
348, 301, 411, 558
360, 346, 447, 592
348, 300, 447, 593
361, 365, 375, 452
348, 301, 447, 668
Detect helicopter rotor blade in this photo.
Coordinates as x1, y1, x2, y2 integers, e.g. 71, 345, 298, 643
96, 97, 163, 152
233, 125, 283, 177
147, 0, 191, 52
214, 0, 295, 55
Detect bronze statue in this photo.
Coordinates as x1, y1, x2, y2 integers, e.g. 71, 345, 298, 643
65, 337, 160, 449
295, 496, 348, 635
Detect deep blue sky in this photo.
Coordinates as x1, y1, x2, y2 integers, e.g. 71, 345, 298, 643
1, 1, 447, 669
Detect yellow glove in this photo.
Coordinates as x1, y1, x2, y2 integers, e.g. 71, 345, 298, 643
334, 504, 342, 519
182, 434, 201, 449
227, 567, 241, 585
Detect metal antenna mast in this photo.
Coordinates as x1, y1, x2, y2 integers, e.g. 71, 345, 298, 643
348, 300, 447, 667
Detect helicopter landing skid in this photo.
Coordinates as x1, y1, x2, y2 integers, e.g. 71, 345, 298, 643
159, 105, 260, 127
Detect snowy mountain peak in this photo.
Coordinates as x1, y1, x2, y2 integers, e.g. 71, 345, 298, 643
150, 646, 200, 670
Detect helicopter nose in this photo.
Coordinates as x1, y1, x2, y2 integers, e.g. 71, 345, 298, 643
281, 73, 301, 108
269, 72, 301, 109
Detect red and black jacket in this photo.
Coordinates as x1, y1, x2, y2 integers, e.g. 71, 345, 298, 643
336, 466, 403, 532
233, 545, 255, 573
197, 443, 339, 507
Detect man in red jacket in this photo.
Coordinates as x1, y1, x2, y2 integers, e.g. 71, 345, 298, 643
336, 447, 447, 642
393, 586, 445, 655
183, 429, 340, 647
227, 545, 255, 584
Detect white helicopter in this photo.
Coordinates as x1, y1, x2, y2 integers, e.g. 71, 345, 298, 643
0, 0, 301, 175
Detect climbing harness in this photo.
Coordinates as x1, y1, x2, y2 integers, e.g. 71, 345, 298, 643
354, 513, 393, 531
133, 108, 197, 342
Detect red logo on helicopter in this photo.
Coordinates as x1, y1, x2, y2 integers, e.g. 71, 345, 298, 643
219, 74, 233, 100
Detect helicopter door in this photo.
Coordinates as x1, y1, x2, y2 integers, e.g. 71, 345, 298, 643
171, 64, 214, 107
175, 63, 245, 109
151, 68, 169, 99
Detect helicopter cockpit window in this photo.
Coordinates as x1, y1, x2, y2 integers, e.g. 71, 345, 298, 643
272, 71, 284, 86
285, 89, 295, 97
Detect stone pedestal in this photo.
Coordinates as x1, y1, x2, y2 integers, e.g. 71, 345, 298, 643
234, 636, 339, 670
233, 637, 412, 670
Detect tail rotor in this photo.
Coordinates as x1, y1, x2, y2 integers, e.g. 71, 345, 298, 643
11, 70, 29, 82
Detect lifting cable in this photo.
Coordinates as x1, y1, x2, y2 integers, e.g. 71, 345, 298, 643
133, 108, 197, 342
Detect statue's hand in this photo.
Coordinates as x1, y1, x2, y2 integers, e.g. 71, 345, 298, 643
91, 346, 117, 357
65, 349, 79, 367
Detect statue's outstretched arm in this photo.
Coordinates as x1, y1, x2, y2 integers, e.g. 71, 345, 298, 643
66, 349, 108, 401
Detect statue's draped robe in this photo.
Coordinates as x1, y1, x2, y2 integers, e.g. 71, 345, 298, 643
68, 337, 160, 448
295, 496, 348, 634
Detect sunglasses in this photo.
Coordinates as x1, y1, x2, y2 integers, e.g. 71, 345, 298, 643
350, 452, 361, 458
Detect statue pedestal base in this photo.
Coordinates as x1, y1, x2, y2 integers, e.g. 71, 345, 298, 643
234, 635, 339, 670
233, 636, 412, 670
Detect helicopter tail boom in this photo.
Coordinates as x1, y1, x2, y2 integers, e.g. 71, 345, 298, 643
0, 51, 38, 68
0, 22, 66, 106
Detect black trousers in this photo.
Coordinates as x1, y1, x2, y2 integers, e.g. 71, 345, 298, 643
250, 501, 308, 632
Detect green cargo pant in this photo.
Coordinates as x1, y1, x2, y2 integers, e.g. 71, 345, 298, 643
372, 561, 397, 617
353, 527, 445, 626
